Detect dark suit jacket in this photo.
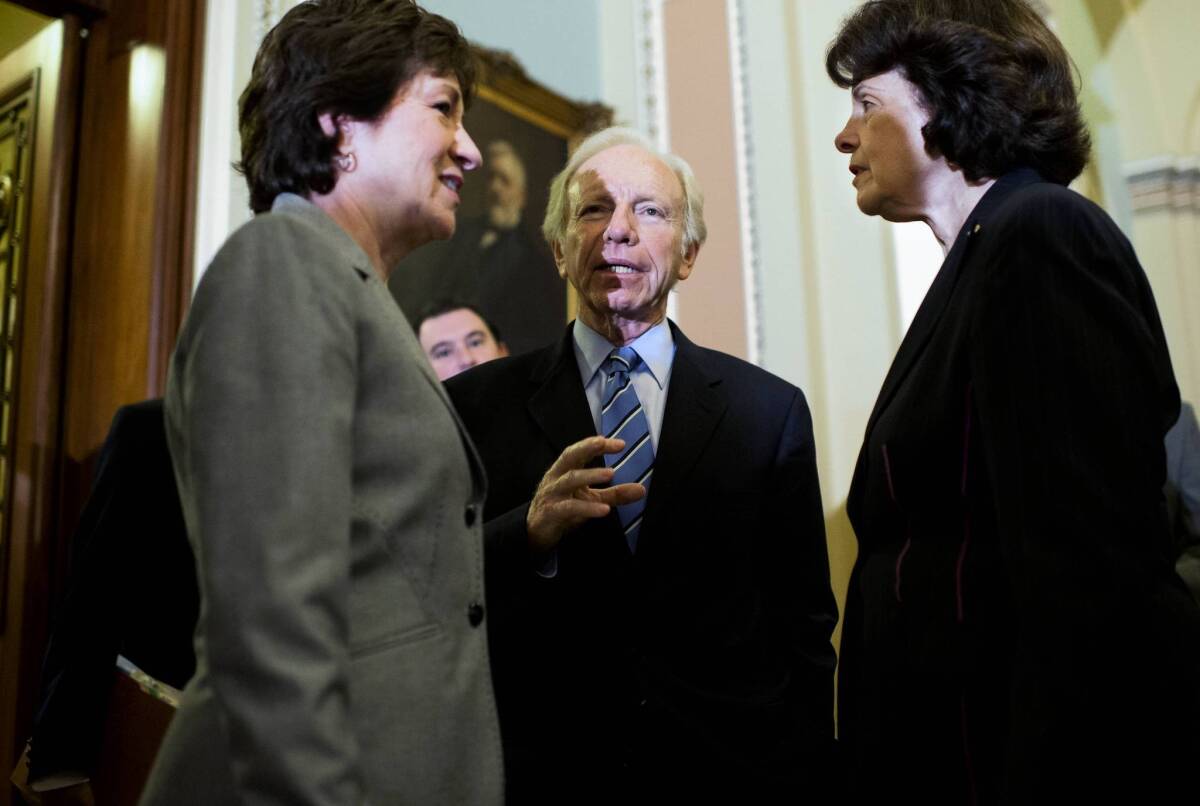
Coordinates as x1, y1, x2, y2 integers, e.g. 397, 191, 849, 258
30, 400, 199, 782
447, 321, 837, 803
839, 169, 1200, 805
1166, 401, 1200, 602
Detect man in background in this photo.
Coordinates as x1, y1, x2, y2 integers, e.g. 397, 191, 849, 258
416, 299, 509, 381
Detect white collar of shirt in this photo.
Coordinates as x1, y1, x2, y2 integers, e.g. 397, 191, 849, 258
572, 318, 674, 390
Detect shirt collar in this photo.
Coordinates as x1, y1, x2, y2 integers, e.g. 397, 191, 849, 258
573, 318, 675, 390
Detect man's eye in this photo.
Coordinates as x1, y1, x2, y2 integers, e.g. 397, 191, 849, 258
467, 335, 486, 348
434, 101, 452, 115
431, 348, 452, 359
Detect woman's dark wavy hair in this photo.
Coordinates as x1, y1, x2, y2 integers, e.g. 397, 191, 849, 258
238, 0, 476, 213
826, 0, 1090, 185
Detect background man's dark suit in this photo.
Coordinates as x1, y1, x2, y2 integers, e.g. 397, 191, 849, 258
29, 400, 198, 783
447, 320, 837, 802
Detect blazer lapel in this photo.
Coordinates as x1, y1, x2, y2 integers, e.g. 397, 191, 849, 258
850, 168, 1048, 519
639, 324, 727, 543
862, 168, 1045, 439
863, 228, 974, 439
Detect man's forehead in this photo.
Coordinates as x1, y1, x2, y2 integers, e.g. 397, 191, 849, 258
422, 308, 488, 338
570, 144, 682, 200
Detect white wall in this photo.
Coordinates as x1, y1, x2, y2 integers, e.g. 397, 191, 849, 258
421, 0, 601, 103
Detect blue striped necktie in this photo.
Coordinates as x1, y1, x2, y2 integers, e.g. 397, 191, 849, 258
600, 346, 654, 552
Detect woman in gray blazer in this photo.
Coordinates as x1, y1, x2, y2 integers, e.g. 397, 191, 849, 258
140, 2, 503, 804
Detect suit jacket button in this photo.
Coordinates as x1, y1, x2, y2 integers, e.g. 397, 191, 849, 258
468, 602, 485, 627
464, 504, 477, 527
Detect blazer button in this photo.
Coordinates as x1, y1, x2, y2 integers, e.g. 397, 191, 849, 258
468, 602, 485, 627
464, 504, 477, 527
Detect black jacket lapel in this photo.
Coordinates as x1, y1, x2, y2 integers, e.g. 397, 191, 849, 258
527, 324, 598, 457
639, 323, 727, 543
861, 168, 1046, 439
851, 168, 1048, 516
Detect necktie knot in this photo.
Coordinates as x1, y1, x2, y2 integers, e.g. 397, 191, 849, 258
603, 347, 642, 383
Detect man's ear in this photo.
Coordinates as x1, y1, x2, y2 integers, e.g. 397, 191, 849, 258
551, 240, 568, 280
676, 241, 700, 282
497, 341, 510, 357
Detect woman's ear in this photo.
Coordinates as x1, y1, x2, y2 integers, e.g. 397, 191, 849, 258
318, 112, 338, 138
317, 113, 353, 148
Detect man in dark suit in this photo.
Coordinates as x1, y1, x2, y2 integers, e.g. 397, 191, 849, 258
447, 127, 837, 803
27, 400, 198, 788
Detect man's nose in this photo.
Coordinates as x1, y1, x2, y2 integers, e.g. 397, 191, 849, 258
604, 206, 636, 244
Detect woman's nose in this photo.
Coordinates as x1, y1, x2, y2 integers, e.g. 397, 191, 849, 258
454, 125, 483, 172
835, 119, 858, 154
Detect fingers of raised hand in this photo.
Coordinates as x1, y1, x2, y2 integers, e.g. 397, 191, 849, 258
591, 482, 646, 507
549, 436, 626, 476
552, 466, 616, 498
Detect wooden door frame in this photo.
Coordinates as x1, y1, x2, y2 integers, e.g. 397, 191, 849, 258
0, 11, 83, 792
0, 0, 204, 796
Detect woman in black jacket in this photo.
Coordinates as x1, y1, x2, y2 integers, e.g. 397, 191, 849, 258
828, 1, 1200, 802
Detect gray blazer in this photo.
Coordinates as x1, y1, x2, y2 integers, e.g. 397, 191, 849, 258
140, 195, 503, 806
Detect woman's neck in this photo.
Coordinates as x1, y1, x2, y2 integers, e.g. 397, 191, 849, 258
921, 172, 997, 255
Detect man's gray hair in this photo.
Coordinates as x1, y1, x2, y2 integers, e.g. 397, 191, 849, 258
541, 127, 707, 255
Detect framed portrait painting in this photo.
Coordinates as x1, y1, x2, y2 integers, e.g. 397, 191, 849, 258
388, 47, 613, 356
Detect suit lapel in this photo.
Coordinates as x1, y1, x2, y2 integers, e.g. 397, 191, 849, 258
527, 325, 599, 458
639, 324, 727, 543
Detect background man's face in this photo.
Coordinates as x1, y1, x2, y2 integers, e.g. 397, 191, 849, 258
486, 149, 527, 229
419, 308, 509, 380
554, 144, 696, 327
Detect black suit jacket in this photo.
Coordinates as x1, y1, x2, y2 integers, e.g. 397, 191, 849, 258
447, 321, 836, 803
30, 400, 199, 781
839, 169, 1200, 805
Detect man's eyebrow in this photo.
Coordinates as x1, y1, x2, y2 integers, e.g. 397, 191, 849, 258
573, 189, 611, 206
636, 195, 673, 208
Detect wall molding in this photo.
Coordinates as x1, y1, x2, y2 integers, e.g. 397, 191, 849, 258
1126, 155, 1200, 212
726, 0, 762, 365
634, 0, 669, 149
254, 0, 287, 45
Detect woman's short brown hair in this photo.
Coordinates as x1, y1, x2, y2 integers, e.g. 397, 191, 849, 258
238, 0, 476, 213
826, 0, 1090, 185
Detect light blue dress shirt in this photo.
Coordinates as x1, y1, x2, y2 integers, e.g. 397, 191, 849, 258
572, 318, 675, 450
533, 319, 676, 578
